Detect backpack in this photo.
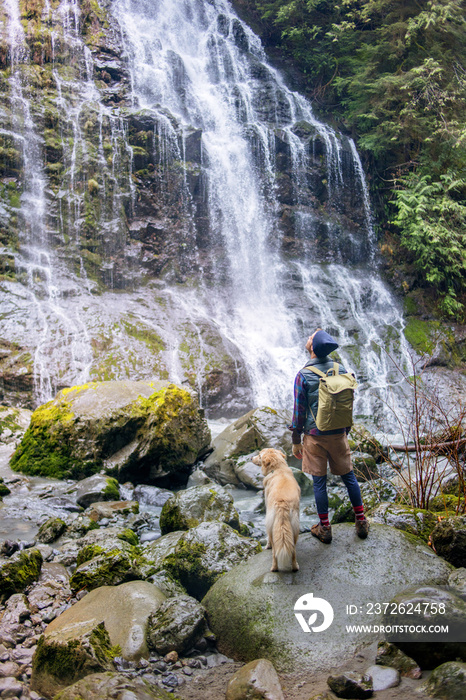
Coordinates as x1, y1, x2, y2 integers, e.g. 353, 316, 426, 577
306, 362, 357, 431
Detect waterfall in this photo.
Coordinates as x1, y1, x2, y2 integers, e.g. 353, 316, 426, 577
0, 0, 415, 427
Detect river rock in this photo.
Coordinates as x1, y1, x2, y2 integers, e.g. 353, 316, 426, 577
421, 661, 466, 699
368, 502, 438, 542
365, 665, 400, 690
133, 485, 173, 506
86, 500, 139, 521
0, 548, 43, 602
10, 380, 211, 483
234, 455, 264, 489
202, 524, 452, 673
430, 516, 466, 566
146, 594, 207, 654
375, 641, 421, 678
351, 452, 379, 481
348, 424, 386, 462
383, 585, 466, 668
37, 517, 67, 544
448, 567, 466, 595
0, 406, 31, 444
159, 483, 241, 534
327, 671, 373, 698
226, 658, 284, 700
74, 475, 121, 508
144, 522, 261, 600
31, 581, 167, 696
53, 671, 181, 699
203, 407, 292, 485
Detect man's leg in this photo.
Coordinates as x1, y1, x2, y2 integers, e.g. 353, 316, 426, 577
311, 474, 333, 544
340, 471, 369, 539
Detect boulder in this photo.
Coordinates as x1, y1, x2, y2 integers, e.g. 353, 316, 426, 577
0, 548, 43, 602
351, 452, 379, 482
430, 516, 466, 567
327, 672, 373, 698
37, 517, 67, 544
52, 672, 181, 699
234, 455, 264, 490
203, 407, 292, 485
375, 641, 421, 678
365, 665, 400, 691
348, 424, 386, 463
368, 502, 438, 542
145, 522, 261, 600
383, 585, 466, 668
31, 581, 167, 696
448, 567, 466, 596
86, 500, 139, 521
202, 524, 453, 673
421, 661, 466, 699
146, 594, 207, 654
133, 485, 173, 506
159, 483, 241, 534
10, 380, 211, 483
226, 658, 284, 700
75, 475, 121, 508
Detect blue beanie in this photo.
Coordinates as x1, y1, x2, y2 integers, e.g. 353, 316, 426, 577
312, 330, 339, 357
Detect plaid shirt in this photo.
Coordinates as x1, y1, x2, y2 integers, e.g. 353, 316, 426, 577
289, 369, 346, 442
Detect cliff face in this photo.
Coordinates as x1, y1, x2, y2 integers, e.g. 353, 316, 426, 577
0, 0, 386, 419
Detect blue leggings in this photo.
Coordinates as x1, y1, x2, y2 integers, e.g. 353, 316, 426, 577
312, 472, 362, 514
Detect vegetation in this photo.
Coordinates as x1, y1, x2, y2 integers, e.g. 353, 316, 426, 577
240, 0, 466, 317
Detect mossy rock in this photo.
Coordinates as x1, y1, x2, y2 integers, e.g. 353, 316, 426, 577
429, 494, 465, 515
159, 483, 241, 535
368, 502, 438, 542
146, 594, 207, 655
349, 424, 387, 463
31, 621, 115, 698
10, 380, 211, 483
375, 641, 421, 679
430, 516, 466, 567
0, 548, 43, 602
331, 480, 398, 524
53, 671, 181, 700
0, 478, 11, 498
37, 517, 67, 544
421, 661, 466, 699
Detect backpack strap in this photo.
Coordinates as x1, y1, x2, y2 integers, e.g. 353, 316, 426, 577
333, 362, 339, 376
305, 366, 326, 378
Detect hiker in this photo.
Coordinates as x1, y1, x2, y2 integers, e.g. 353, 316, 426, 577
290, 329, 369, 543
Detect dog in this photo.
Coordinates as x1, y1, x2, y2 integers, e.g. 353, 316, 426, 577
252, 448, 300, 572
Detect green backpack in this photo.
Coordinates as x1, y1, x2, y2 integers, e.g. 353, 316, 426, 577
307, 362, 358, 431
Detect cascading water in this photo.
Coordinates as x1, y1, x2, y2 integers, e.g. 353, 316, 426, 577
0, 0, 415, 427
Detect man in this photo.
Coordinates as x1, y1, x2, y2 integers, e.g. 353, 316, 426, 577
290, 329, 369, 543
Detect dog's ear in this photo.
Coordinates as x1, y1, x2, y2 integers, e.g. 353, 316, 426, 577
260, 449, 273, 474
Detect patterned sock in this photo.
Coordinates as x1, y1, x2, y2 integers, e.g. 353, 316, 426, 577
318, 513, 330, 527
354, 505, 365, 522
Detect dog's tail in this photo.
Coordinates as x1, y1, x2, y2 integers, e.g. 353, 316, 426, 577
273, 502, 298, 571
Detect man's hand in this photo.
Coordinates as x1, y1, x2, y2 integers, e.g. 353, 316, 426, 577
292, 443, 303, 459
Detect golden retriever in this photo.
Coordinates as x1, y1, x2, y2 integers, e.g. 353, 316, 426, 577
252, 448, 300, 572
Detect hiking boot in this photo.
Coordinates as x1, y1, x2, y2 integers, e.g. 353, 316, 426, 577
355, 518, 369, 539
311, 522, 332, 544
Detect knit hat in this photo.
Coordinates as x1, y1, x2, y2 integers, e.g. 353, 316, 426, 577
312, 330, 339, 357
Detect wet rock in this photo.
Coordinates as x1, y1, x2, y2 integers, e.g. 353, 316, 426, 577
203, 407, 292, 485
202, 524, 452, 673
159, 483, 241, 535
133, 485, 173, 507
365, 665, 400, 690
0, 660, 21, 678
348, 424, 387, 463
327, 672, 373, 698
0, 406, 32, 445
85, 500, 139, 521
351, 452, 379, 482
448, 567, 466, 595
31, 621, 114, 698
0, 542, 18, 558
10, 380, 211, 484
74, 475, 121, 509
52, 671, 181, 699
234, 456, 263, 489
146, 594, 207, 655
0, 676, 24, 697
421, 661, 466, 699
0, 593, 31, 646
226, 658, 284, 700
375, 641, 421, 678
430, 516, 466, 567
369, 502, 438, 542
28, 579, 71, 613
383, 585, 466, 667
0, 549, 43, 602
37, 517, 67, 544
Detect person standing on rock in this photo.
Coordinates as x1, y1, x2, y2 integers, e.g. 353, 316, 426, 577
289, 329, 369, 543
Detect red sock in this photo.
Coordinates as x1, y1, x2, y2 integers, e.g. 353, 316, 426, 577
354, 505, 365, 521
319, 513, 330, 527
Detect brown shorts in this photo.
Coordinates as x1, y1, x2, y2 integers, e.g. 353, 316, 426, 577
302, 433, 352, 477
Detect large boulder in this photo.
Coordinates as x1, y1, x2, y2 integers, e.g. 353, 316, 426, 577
159, 483, 241, 534
369, 503, 438, 542
430, 516, 466, 567
0, 549, 43, 602
53, 672, 181, 700
31, 581, 167, 696
421, 661, 466, 699
226, 658, 284, 700
10, 380, 211, 483
202, 524, 453, 673
146, 594, 207, 654
203, 407, 292, 485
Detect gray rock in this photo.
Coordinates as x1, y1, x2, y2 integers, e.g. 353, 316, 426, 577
133, 485, 173, 507
226, 658, 284, 700
146, 595, 207, 655
0, 676, 24, 697
375, 641, 421, 678
53, 670, 182, 699
351, 452, 379, 482
75, 475, 121, 509
85, 500, 139, 521
365, 665, 400, 691
327, 672, 373, 698
37, 517, 67, 544
448, 567, 466, 596
234, 456, 263, 490
368, 502, 437, 542
159, 483, 241, 534
421, 661, 466, 699
430, 516, 466, 567
203, 407, 292, 485
202, 524, 452, 673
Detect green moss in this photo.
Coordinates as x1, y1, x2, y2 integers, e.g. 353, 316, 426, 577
0, 548, 43, 601
76, 544, 106, 567
163, 540, 208, 598
159, 501, 186, 535
70, 548, 134, 592
117, 528, 139, 546
102, 477, 120, 501
122, 319, 166, 354
403, 318, 440, 354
